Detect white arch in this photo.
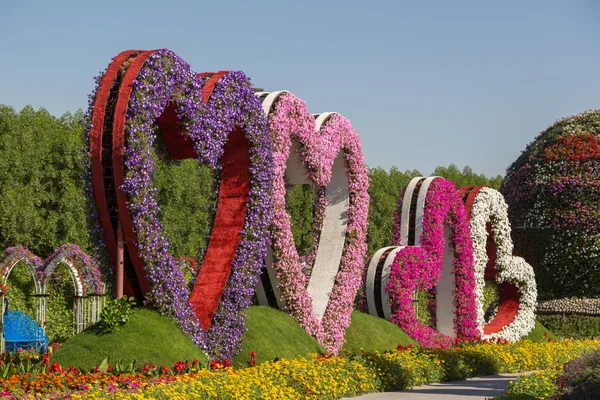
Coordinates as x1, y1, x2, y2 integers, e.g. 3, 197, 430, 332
0, 250, 42, 295
41, 252, 84, 297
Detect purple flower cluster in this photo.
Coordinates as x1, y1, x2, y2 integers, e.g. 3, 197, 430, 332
1, 245, 43, 283
117, 50, 272, 358
43, 244, 105, 295
1, 244, 104, 296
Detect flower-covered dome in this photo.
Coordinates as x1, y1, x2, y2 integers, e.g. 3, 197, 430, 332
501, 110, 600, 300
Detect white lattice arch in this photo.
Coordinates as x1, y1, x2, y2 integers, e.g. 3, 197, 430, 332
39, 250, 90, 334
1, 251, 42, 296
40, 252, 84, 297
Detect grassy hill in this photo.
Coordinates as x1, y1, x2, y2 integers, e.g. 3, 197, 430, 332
51, 308, 208, 371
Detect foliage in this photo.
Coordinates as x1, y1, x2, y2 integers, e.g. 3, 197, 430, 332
4, 261, 36, 318
523, 320, 556, 342
483, 280, 501, 320
432, 164, 503, 190
538, 314, 600, 339
98, 297, 136, 333
502, 110, 600, 300
50, 308, 208, 372
341, 310, 418, 352
366, 167, 422, 256
285, 184, 316, 257
44, 264, 75, 342
152, 134, 216, 259
0, 105, 91, 257
0, 349, 50, 379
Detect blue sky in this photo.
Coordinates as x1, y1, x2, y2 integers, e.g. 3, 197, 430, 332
1, 0, 599, 177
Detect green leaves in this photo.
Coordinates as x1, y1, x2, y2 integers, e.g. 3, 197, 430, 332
0, 105, 90, 257
98, 297, 136, 333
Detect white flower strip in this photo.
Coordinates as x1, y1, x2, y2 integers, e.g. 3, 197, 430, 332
468, 187, 537, 340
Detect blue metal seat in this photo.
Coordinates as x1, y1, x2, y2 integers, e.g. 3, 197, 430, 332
3, 310, 48, 353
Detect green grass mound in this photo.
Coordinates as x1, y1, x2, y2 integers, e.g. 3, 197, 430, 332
342, 311, 418, 352
51, 308, 207, 371
523, 319, 556, 342
232, 306, 324, 366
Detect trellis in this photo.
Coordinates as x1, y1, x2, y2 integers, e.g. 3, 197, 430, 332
40, 250, 106, 335
0, 246, 106, 352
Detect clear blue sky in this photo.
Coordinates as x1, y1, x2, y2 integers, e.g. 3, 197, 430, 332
1, 0, 599, 177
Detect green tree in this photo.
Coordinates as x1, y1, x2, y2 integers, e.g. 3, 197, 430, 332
366, 167, 422, 256
0, 105, 90, 256
432, 164, 503, 190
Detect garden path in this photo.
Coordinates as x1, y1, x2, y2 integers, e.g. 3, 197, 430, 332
344, 373, 524, 400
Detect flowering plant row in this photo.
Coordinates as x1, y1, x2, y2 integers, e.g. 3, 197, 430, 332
2, 338, 598, 399
253, 91, 369, 354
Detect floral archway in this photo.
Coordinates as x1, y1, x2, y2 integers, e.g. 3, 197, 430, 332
39, 245, 105, 334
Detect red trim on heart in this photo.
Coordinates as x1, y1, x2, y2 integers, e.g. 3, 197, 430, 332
484, 283, 520, 335
156, 104, 198, 160
112, 50, 157, 296
90, 49, 140, 298
200, 71, 228, 103
189, 127, 251, 331
460, 185, 520, 334
484, 222, 498, 280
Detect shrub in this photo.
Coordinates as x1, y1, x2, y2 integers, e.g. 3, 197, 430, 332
550, 349, 600, 399
538, 314, 600, 339
98, 297, 136, 333
503, 369, 559, 400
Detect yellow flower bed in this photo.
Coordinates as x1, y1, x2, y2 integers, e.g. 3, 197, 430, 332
503, 369, 560, 400
13, 339, 600, 399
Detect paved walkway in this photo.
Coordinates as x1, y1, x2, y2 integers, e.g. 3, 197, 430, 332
344, 373, 523, 400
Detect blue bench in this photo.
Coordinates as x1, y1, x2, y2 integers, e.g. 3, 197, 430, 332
3, 311, 48, 353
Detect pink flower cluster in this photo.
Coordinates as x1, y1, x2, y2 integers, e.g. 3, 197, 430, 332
387, 178, 479, 348
267, 93, 369, 354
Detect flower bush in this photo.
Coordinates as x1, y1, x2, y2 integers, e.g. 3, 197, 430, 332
459, 186, 537, 341
387, 177, 479, 348
501, 109, 600, 299
260, 91, 369, 354
501, 369, 560, 400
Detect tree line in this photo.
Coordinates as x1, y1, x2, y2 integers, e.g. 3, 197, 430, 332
0, 105, 503, 262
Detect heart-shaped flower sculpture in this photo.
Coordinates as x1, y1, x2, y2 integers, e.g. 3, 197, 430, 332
85, 49, 273, 358
253, 91, 369, 354
458, 186, 537, 341
366, 177, 479, 348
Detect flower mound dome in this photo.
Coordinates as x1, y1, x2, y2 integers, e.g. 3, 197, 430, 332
501, 110, 600, 300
